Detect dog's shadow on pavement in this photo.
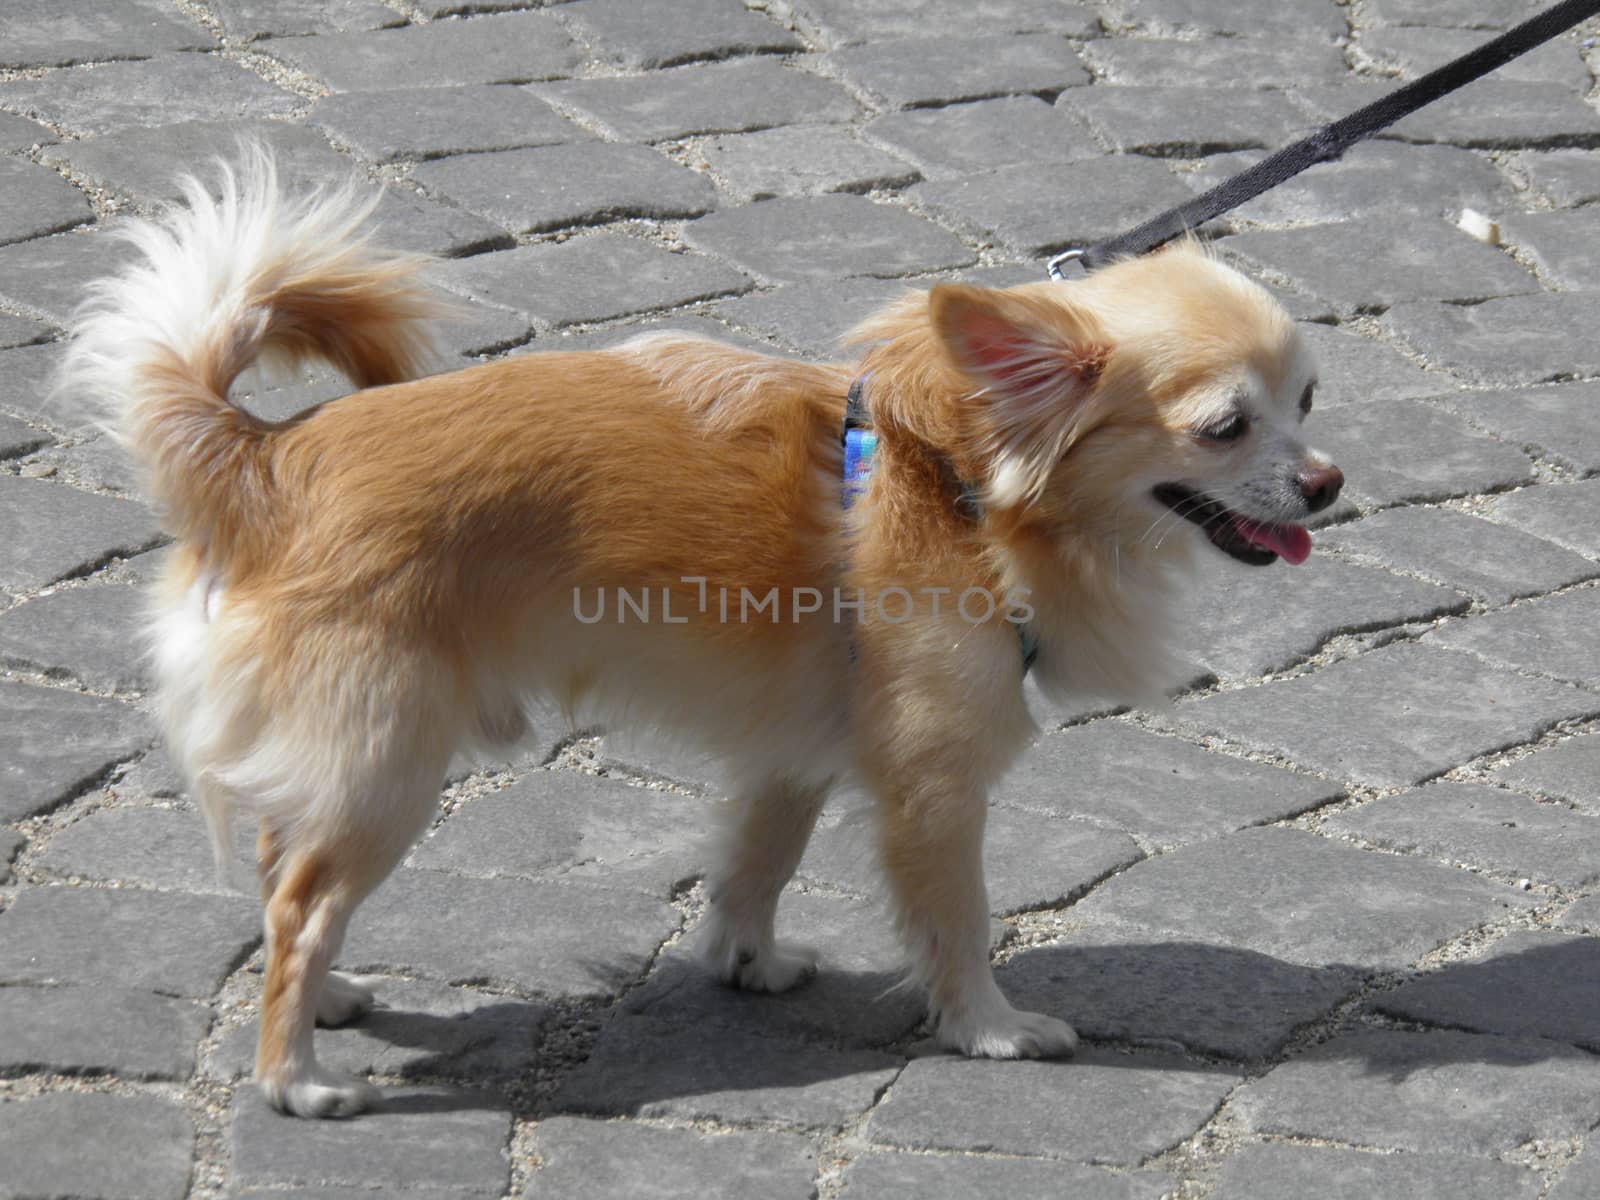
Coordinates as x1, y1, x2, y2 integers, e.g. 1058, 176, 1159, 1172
318, 933, 1600, 1118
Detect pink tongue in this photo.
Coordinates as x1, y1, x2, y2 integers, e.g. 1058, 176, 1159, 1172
1233, 517, 1312, 565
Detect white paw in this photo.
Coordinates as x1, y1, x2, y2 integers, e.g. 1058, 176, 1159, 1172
940, 1005, 1079, 1060
260, 1068, 380, 1119
711, 940, 821, 994
315, 971, 377, 1027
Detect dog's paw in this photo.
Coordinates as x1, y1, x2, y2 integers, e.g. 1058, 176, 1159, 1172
315, 971, 377, 1028
260, 1068, 380, 1119
940, 1005, 1079, 1060
712, 940, 820, 994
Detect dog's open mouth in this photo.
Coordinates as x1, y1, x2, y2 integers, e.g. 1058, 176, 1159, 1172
1152, 484, 1311, 566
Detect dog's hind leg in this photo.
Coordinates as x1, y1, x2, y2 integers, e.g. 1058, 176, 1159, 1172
257, 820, 376, 1030
254, 768, 442, 1118
699, 775, 830, 993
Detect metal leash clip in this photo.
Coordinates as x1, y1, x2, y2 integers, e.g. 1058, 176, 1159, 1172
1046, 248, 1086, 281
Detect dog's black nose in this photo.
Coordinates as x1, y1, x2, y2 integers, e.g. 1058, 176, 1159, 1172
1298, 464, 1344, 513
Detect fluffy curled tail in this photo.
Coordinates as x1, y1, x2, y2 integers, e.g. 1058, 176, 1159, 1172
60, 149, 448, 551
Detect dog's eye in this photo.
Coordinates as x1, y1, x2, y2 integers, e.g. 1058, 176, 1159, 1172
1198, 413, 1249, 444
1300, 384, 1315, 415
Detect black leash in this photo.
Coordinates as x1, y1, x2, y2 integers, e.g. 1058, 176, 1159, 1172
1051, 0, 1600, 278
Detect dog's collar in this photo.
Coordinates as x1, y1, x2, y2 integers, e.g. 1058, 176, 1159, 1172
840, 376, 1038, 673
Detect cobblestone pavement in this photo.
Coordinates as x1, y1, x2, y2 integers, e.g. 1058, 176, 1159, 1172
3, 1, 1600, 1197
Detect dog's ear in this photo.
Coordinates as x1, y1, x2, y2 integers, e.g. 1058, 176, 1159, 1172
929, 284, 1110, 507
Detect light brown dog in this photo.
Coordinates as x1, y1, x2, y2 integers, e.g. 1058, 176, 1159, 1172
64, 157, 1340, 1117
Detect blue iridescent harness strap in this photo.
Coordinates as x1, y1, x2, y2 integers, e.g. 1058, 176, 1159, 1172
839, 377, 1040, 673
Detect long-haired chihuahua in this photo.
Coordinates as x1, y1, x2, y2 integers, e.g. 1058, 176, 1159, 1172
63, 155, 1341, 1117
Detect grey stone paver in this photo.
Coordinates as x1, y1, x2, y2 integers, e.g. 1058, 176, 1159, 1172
0, 1, 213, 68
1114, 0, 1348, 40
554, 1016, 903, 1129
1069, 826, 1530, 970
0, 110, 54, 152
0, 312, 54, 352
211, 0, 404, 41
0, 475, 163, 591
0, 984, 211, 1079
1384, 293, 1600, 386
0, 342, 70, 429
1185, 141, 1519, 231
1178, 641, 1600, 788
1383, 78, 1600, 150
230, 1088, 512, 1197
910, 156, 1195, 256
1222, 216, 1538, 311
0, 681, 151, 821
262, 12, 579, 92
427, 233, 750, 325
1294, 321, 1441, 408
0, 157, 92, 246
827, 34, 1089, 110
413, 143, 718, 234
1213, 1144, 1542, 1200
0, 55, 298, 136
717, 276, 916, 356
539, 59, 860, 141
38, 119, 357, 213
0, 1093, 195, 1200
842, 1150, 1174, 1200
0, 234, 141, 330
864, 96, 1099, 178
1290, 76, 1600, 149
798, 0, 1101, 44
0, 885, 259, 997
1230, 1028, 1600, 1154
1489, 479, 1600, 559
1426, 588, 1600, 688
1440, 381, 1600, 474
7, 3, 1600, 1195
369, 188, 515, 260
996, 926, 1362, 1060
406, 770, 710, 898
1500, 208, 1600, 293
684, 194, 973, 282
1327, 781, 1600, 888
620, 889, 926, 1046
1317, 506, 1599, 608
0, 583, 148, 690
700, 125, 919, 200
1363, 0, 1546, 27
340, 868, 679, 998
1493, 731, 1600, 813
310, 85, 586, 164
1060, 85, 1308, 157
995, 719, 1342, 845
1358, 25, 1591, 90
1520, 147, 1600, 207
213, 977, 549, 1089
526, 1117, 816, 1200
800, 804, 1142, 915
0, 830, 22, 883
1084, 36, 1349, 86
1371, 930, 1600, 1051
867, 1051, 1241, 1166
1183, 554, 1468, 681
560, 0, 803, 69
0, 412, 50, 458
34, 805, 239, 893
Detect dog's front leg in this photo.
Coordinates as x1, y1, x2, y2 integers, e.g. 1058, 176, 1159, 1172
880, 778, 1078, 1058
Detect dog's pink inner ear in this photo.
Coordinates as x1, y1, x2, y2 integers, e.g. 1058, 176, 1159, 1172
937, 290, 1109, 400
